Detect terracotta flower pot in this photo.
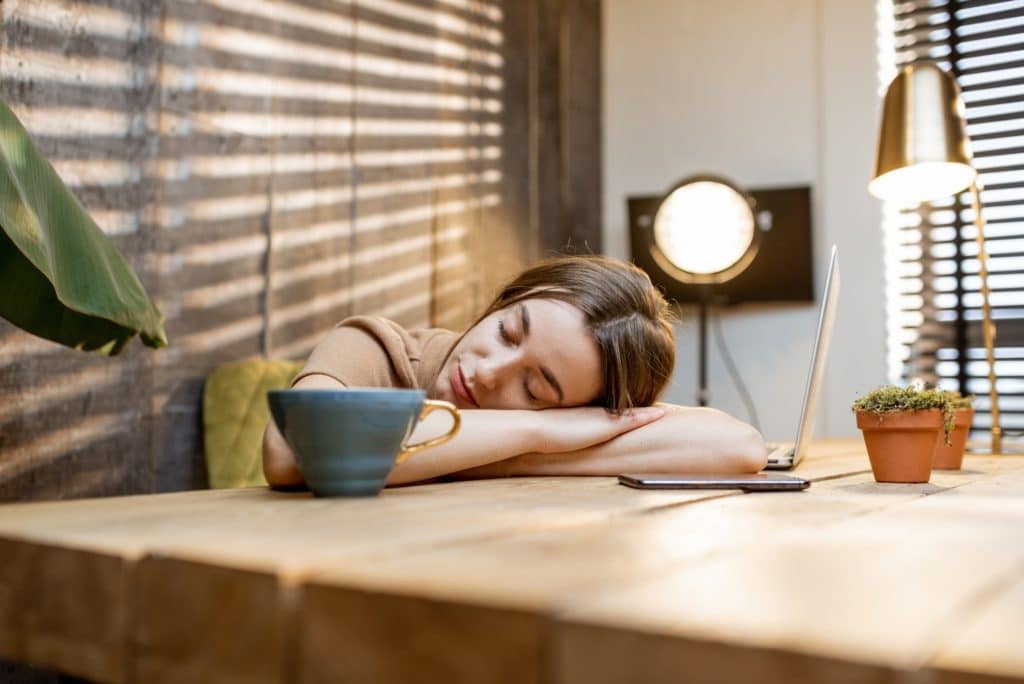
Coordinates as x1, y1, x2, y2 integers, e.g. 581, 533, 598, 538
856, 409, 942, 483
933, 407, 974, 470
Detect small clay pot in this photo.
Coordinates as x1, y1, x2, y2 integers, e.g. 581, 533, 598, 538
933, 407, 974, 470
856, 409, 942, 483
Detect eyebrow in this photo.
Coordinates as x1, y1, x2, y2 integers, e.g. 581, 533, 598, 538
519, 303, 564, 403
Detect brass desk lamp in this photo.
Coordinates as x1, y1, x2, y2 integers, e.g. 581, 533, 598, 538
869, 62, 1001, 453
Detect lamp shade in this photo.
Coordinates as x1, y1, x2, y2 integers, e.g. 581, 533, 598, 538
869, 62, 977, 205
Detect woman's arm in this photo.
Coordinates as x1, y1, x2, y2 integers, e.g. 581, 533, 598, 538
449, 403, 768, 479
261, 374, 666, 488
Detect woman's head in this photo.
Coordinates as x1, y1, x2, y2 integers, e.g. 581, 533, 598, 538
431, 255, 676, 412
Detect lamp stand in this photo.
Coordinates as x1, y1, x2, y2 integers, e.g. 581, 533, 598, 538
697, 286, 711, 407
969, 180, 1002, 454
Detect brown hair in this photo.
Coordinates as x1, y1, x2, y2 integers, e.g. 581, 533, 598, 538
472, 255, 676, 411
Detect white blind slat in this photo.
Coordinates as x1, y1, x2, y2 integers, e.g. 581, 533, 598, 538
885, 0, 1024, 434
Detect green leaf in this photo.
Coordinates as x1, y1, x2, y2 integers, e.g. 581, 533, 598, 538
0, 98, 166, 354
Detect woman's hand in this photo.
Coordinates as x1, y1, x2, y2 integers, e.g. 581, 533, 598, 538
450, 404, 767, 480
531, 406, 665, 454
385, 405, 665, 485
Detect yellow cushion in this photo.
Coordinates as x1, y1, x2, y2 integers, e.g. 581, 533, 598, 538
203, 358, 303, 489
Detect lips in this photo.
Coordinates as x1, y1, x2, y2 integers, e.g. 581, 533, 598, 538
451, 363, 479, 408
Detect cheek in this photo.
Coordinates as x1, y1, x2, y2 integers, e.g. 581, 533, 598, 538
431, 366, 449, 401
475, 378, 530, 410
466, 328, 496, 355
569, 359, 604, 406
435, 349, 464, 397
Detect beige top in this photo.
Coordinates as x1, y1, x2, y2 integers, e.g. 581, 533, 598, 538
292, 316, 459, 392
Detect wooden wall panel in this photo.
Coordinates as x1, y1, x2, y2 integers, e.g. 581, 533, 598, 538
0, 0, 600, 502
0, 0, 164, 501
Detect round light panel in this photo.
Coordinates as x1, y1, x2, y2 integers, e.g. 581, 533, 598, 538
651, 177, 758, 284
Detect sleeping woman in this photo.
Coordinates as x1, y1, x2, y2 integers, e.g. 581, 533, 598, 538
262, 255, 767, 487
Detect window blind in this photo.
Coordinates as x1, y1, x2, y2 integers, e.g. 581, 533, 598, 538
884, 0, 1024, 439
0, 0, 508, 497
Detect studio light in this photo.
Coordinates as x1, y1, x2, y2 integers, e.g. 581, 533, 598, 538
644, 174, 759, 406
651, 176, 760, 285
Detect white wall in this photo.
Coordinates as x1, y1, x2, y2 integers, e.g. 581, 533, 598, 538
604, 0, 887, 439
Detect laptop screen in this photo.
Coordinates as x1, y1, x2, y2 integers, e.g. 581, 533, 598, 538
791, 245, 840, 466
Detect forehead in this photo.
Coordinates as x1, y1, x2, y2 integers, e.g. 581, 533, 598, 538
517, 299, 603, 405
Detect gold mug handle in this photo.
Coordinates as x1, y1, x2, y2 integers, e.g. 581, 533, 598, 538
395, 399, 461, 465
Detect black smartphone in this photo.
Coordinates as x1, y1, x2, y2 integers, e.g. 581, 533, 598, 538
618, 472, 810, 492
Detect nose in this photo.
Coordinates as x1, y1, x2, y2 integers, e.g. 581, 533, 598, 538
474, 349, 521, 389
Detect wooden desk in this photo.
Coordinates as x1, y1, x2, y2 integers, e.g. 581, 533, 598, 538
0, 439, 1022, 684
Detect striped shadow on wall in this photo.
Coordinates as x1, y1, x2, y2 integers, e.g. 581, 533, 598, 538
0, 0, 601, 501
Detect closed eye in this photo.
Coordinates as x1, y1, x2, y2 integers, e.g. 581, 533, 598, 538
523, 379, 538, 403
498, 319, 517, 346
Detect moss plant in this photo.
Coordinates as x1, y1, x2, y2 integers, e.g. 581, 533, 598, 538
941, 390, 975, 410
852, 385, 955, 445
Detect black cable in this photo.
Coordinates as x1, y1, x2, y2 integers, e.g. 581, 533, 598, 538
710, 305, 761, 433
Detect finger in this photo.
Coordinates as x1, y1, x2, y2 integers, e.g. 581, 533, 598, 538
609, 407, 665, 435
625, 406, 665, 424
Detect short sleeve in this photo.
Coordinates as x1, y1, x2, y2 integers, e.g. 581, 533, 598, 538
291, 324, 400, 388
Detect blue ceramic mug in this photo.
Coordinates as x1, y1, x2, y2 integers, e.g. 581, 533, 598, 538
267, 388, 460, 497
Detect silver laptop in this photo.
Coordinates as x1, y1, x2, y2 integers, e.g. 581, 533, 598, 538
764, 244, 840, 470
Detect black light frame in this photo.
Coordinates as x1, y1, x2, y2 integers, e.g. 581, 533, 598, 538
649, 173, 762, 286
643, 174, 760, 407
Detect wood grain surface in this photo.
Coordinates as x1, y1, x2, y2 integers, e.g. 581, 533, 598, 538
0, 440, 1020, 684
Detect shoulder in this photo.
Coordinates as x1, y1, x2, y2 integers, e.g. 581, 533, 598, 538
294, 316, 457, 389
341, 316, 457, 363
